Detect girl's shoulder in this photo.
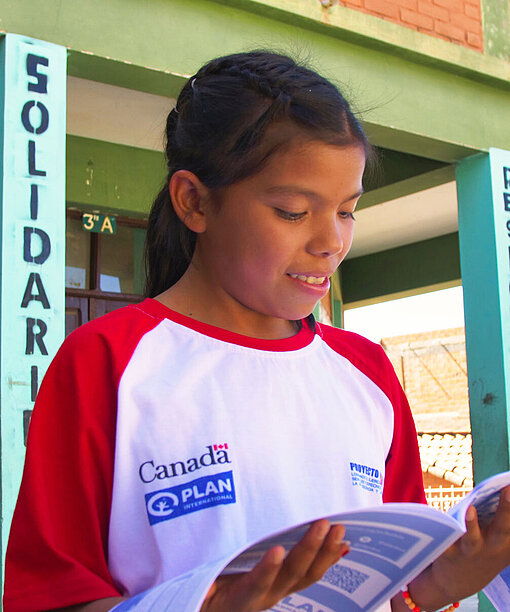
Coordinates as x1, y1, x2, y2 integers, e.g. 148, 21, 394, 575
65, 298, 170, 348
316, 322, 400, 399
55, 299, 167, 380
316, 321, 387, 363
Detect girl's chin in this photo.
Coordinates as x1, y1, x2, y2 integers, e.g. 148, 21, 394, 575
278, 306, 320, 323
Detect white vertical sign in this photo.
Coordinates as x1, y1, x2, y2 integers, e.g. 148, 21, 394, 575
0, 34, 66, 566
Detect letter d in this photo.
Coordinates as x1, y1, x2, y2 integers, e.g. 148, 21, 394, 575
24, 227, 51, 264
200, 445, 216, 467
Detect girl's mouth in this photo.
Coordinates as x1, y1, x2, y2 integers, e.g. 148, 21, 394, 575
287, 273, 330, 289
288, 273, 326, 285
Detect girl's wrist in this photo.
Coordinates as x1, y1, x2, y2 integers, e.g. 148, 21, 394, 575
402, 587, 459, 612
406, 565, 459, 611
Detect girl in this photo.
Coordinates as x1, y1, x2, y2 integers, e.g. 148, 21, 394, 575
4, 51, 510, 612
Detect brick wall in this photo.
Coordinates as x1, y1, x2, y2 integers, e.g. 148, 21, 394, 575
382, 327, 470, 432
332, 0, 483, 51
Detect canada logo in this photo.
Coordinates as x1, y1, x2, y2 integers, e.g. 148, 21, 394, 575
139, 443, 231, 484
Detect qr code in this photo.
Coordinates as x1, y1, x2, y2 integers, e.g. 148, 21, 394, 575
322, 565, 369, 594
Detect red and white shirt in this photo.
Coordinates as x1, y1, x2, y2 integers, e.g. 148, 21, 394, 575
4, 299, 425, 611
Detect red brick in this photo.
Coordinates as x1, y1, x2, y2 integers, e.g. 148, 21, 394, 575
363, 0, 399, 18
394, 0, 418, 10
344, 0, 365, 6
418, 0, 449, 21
450, 12, 482, 33
466, 31, 483, 48
400, 7, 434, 28
464, 2, 481, 18
434, 19, 466, 41
433, 0, 463, 10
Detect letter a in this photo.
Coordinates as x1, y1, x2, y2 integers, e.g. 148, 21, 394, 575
21, 273, 50, 309
101, 216, 114, 234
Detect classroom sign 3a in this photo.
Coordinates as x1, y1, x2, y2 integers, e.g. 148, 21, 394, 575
82, 213, 116, 234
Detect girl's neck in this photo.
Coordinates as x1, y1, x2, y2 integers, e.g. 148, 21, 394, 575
155, 265, 298, 340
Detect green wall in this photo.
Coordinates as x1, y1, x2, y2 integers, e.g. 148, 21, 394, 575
342, 233, 461, 305
66, 136, 165, 216
1, 0, 509, 162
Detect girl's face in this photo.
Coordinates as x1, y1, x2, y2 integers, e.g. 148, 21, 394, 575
194, 139, 365, 330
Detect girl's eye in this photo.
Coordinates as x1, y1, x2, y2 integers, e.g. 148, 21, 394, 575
339, 211, 356, 221
275, 208, 306, 222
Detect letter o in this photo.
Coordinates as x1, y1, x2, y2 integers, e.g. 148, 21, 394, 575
21, 101, 49, 135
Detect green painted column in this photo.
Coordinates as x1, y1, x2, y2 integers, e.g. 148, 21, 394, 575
330, 271, 344, 328
0, 34, 66, 584
456, 149, 510, 612
482, 0, 510, 60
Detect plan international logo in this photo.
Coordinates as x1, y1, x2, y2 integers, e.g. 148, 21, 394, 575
349, 462, 383, 494
145, 470, 236, 525
143, 444, 236, 525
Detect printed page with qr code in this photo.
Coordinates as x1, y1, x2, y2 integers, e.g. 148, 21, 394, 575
111, 471, 510, 612
229, 503, 464, 612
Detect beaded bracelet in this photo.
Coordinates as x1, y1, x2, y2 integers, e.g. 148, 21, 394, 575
401, 589, 459, 612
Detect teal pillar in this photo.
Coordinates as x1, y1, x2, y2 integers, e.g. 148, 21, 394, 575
0, 34, 66, 585
331, 271, 344, 328
456, 149, 510, 612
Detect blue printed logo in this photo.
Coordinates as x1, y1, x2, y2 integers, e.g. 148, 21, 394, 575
349, 462, 383, 494
145, 470, 236, 525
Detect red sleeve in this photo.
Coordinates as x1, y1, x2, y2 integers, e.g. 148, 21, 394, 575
317, 323, 426, 505
3, 304, 160, 612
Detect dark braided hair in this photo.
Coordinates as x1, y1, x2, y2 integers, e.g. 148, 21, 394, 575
145, 50, 369, 300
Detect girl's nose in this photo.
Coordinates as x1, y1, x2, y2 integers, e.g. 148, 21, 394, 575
307, 218, 346, 258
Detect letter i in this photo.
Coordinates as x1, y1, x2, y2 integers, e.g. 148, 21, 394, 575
30, 185, 38, 220
31, 365, 38, 401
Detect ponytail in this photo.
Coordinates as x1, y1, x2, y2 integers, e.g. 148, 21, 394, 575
144, 183, 196, 297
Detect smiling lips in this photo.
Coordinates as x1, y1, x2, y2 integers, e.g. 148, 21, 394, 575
288, 273, 328, 286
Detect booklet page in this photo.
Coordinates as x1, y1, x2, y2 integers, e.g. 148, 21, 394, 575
226, 504, 463, 612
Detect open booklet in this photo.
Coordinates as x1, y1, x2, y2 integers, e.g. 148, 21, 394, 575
113, 471, 510, 612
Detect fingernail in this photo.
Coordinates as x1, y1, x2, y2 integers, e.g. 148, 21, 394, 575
316, 523, 329, 539
466, 506, 476, 521
271, 547, 285, 565
341, 549, 350, 557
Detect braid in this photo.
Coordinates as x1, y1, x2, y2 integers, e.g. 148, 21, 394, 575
195, 53, 293, 105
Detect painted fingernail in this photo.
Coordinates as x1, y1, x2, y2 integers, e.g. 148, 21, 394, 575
341, 549, 350, 557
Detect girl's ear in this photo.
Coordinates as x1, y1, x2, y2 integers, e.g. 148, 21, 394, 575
169, 170, 210, 234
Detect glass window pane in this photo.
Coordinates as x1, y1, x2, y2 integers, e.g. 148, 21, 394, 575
66, 217, 90, 289
99, 225, 146, 294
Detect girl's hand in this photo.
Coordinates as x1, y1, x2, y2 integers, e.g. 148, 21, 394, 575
407, 486, 510, 610
200, 519, 349, 612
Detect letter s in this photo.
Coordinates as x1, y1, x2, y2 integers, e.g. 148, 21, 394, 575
26, 54, 48, 93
